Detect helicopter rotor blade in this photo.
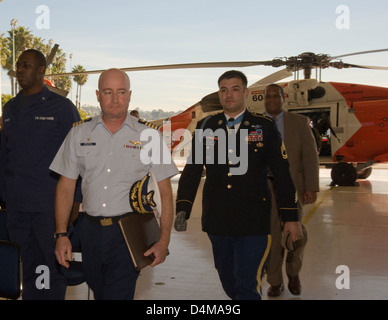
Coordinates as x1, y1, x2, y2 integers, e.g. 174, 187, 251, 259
7, 70, 16, 77
46, 44, 59, 66
46, 60, 276, 78
45, 84, 69, 97
23, 47, 388, 82
343, 63, 388, 70
331, 48, 388, 60
329, 61, 388, 70
249, 68, 293, 87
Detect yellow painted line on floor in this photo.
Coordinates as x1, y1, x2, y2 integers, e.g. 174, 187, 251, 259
302, 186, 334, 225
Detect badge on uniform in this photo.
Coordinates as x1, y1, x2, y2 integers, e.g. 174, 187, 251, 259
248, 125, 263, 142
124, 140, 143, 150
80, 138, 96, 146
281, 141, 288, 159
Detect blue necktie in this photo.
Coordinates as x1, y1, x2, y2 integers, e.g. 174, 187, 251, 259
226, 113, 244, 129
227, 118, 235, 129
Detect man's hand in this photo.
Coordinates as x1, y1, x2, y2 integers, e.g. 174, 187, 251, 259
283, 221, 302, 242
304, 190, 317, 204
174, 211, 188, 231
54, 236, 72, 269
144, 241, 169, 267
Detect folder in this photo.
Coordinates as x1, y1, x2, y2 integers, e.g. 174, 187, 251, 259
118, 213, 165, 271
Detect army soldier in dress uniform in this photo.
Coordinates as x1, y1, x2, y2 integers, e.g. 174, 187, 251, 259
174, 70, 301, 300
50, 69, 178, 300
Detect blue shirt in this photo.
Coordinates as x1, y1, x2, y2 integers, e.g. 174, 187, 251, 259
1, 86, 80, 212
266, 111, 284, 140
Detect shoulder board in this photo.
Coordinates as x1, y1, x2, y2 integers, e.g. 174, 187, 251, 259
252, 112, 273, 122
138, 119, 160, 130
72, 117, 92, 127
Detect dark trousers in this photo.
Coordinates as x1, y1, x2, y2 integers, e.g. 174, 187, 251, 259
77, 215, 139, 300
208, 233, 271, 300
7, 211, 67, 300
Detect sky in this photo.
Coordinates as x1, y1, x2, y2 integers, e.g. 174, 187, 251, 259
1, 0, 388, 112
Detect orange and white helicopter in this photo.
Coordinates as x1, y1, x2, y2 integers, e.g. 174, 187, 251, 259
130, 49, 388, 187
19, 46, 388, 186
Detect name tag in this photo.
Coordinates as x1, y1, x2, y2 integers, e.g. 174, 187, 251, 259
35, 116, 54, 121
80, 142, 96, 146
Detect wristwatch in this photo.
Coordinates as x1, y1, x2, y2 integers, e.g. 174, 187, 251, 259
54, 232, 69, 239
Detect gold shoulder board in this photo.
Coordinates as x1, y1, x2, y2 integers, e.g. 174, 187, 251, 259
72, 117, 92, 127
252, 112, 273, 122
138, 119, 160, 130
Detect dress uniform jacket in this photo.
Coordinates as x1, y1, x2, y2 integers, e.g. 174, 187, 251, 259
176, 110, 299, 236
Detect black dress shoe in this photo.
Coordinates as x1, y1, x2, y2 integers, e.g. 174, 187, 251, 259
287, 275, 301, 295
267, 283, 284, 297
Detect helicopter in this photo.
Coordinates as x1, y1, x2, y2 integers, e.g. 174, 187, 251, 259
136, 49, 388, 187
11, 46, 388, 186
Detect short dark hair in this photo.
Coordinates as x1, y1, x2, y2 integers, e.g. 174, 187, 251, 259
23, 49, 47, 68
218, 70, 248, 88
265, 83, 284, 98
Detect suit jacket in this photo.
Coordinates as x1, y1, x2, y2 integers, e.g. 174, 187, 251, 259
283, 112, 320, 206
176, 110, 299, 236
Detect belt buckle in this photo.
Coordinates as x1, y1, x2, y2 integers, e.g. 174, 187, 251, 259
100, 217, 113, 226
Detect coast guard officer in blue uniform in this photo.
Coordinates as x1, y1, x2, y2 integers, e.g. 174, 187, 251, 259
0, 49, 80, 299
50, 68, 178, 300
175, 70, 301, 300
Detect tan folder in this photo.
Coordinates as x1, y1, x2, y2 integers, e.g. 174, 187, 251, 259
118, 213, 165, 271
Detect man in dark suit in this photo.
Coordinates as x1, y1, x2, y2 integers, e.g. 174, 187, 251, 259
264, 84, 320, 297
174, 70, 301, 300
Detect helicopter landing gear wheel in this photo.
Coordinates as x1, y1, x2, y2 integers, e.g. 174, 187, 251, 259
331, 162, 358, 186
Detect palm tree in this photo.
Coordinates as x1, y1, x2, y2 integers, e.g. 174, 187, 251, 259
72, 65, 88, 108
5, 26, 34, 95
0, 33, 11, 112
5, 26, 34, 70
47, 46, 71, 92
0, 33, 10, 67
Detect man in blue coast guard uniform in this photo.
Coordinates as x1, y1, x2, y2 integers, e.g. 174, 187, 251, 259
0, 49, 80, 299
50, 68, 178, 300
175, 70, 302, 300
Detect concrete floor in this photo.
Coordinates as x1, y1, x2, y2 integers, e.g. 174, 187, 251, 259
66, 165, 388, 300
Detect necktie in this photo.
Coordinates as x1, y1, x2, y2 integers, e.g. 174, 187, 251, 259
227, 118, 235, 129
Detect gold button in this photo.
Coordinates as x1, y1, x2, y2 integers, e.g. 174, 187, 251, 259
227, 184, 232, 189
228, 172, 232, 177
228, 161, 232, 165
